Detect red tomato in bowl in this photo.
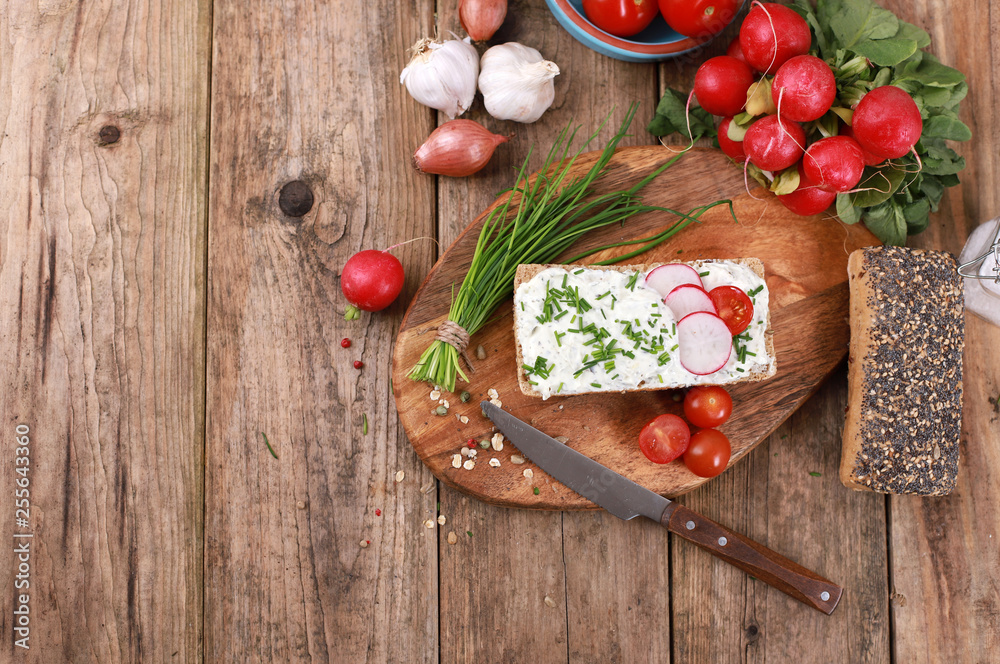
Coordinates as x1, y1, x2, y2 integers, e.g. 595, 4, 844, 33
658, 0, 739, 38
639, 414, 691, 464
582, 0, 659, 38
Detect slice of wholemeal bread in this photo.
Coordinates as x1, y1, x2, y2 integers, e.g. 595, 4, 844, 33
840, 246, 964, 495
513, 260, 776, 399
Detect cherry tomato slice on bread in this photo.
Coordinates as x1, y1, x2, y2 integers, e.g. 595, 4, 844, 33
708, 285, 754, 335
639, 414, 691, 464
683, 385, 733, 429
683, 429, 731, 478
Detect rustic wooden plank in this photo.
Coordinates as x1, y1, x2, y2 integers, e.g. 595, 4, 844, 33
887, 316, 1000, 664
423, 2, 703, 661
203, 1, 439, 661
671, 373, 890, 663
433, 2, 569, 659
883, 1, 1000, 660
0, 0, 209, 660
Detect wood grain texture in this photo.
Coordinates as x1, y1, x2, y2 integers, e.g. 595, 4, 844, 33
204, 1, 439, 661
434, 5, 573, 661
0, 0, 210, 660
671, 373, 891, 663
435, 2, 658, 661
879, 1, 1000, 661
393, 146, 879, 508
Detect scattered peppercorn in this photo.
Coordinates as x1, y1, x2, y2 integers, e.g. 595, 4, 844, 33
375, 508, 381, 516
354, 360, 364, 369
533, 487, 540, 495
341, 338, 351, 348
460, 391, 472, 403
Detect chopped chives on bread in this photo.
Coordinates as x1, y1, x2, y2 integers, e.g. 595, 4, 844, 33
512, 260, 776, 399
840, 246, 964, 495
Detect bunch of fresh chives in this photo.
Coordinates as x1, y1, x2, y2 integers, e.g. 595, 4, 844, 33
408, 103, 733, 392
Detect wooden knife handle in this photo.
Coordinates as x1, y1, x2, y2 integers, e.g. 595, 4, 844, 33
662, 503, 843, 615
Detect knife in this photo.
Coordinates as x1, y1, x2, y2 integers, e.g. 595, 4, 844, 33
482, 402, 843, 615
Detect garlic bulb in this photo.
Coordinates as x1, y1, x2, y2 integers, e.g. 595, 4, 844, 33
478, 42, 559, 124
400, 37, 479, 119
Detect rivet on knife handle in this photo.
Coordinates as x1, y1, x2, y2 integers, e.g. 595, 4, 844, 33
662, 504, 843, 615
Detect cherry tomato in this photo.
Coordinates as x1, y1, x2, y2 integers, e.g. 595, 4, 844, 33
658, 0, 739, 38
582, 0, 659, 38
683, 386, 733, 428
708, 285, 754, 335
638, 414, 691, 464
683, 428, 731, 478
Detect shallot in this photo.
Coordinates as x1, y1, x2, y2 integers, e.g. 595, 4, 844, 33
460, 0, 507, 42
413, 120, 509, 177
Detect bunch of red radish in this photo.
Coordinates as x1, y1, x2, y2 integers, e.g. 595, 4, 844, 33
696, 2, 923, 215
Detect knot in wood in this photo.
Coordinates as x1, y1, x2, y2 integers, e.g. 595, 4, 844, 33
98, 125, 121, 145
278, 180, 314, 217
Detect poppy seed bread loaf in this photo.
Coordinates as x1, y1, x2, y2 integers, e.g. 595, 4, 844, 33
840, 246, 964, 495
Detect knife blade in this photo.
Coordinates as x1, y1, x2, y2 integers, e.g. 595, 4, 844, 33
483, 402, 843, 615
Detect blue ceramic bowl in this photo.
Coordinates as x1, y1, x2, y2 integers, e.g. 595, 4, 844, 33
546, 0, 740, 63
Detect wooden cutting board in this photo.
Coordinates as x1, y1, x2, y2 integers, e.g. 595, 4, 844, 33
391, 146, 878, 509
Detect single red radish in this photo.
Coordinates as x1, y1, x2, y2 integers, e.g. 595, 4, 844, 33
803, 136, 865, 192
693, 56, 755, 117
772, 55, 836, 122
644, 263, 703, 298
739, 2, 811, 74
743, 115, 806, 171
851, 85, 923, 159
341, 250, 405, 316
840, 124, 886, 166
665, 284, 717, 321
776, 161, 837, 216
726, 36, 747, 64
717, 117, 747, 161
677, 312, 733, 375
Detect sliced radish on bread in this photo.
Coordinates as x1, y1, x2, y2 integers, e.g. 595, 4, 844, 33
664, 284, 717, 321
644, 263, 703, 298
677, 312, 733, 375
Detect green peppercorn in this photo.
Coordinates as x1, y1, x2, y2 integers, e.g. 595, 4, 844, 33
460, 391, 471, 403
434, 405, 448, 416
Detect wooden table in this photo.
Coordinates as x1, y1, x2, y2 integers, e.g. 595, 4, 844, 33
2, 1, 997, 661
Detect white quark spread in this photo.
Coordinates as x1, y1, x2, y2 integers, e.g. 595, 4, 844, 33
513, 262, 771, 399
